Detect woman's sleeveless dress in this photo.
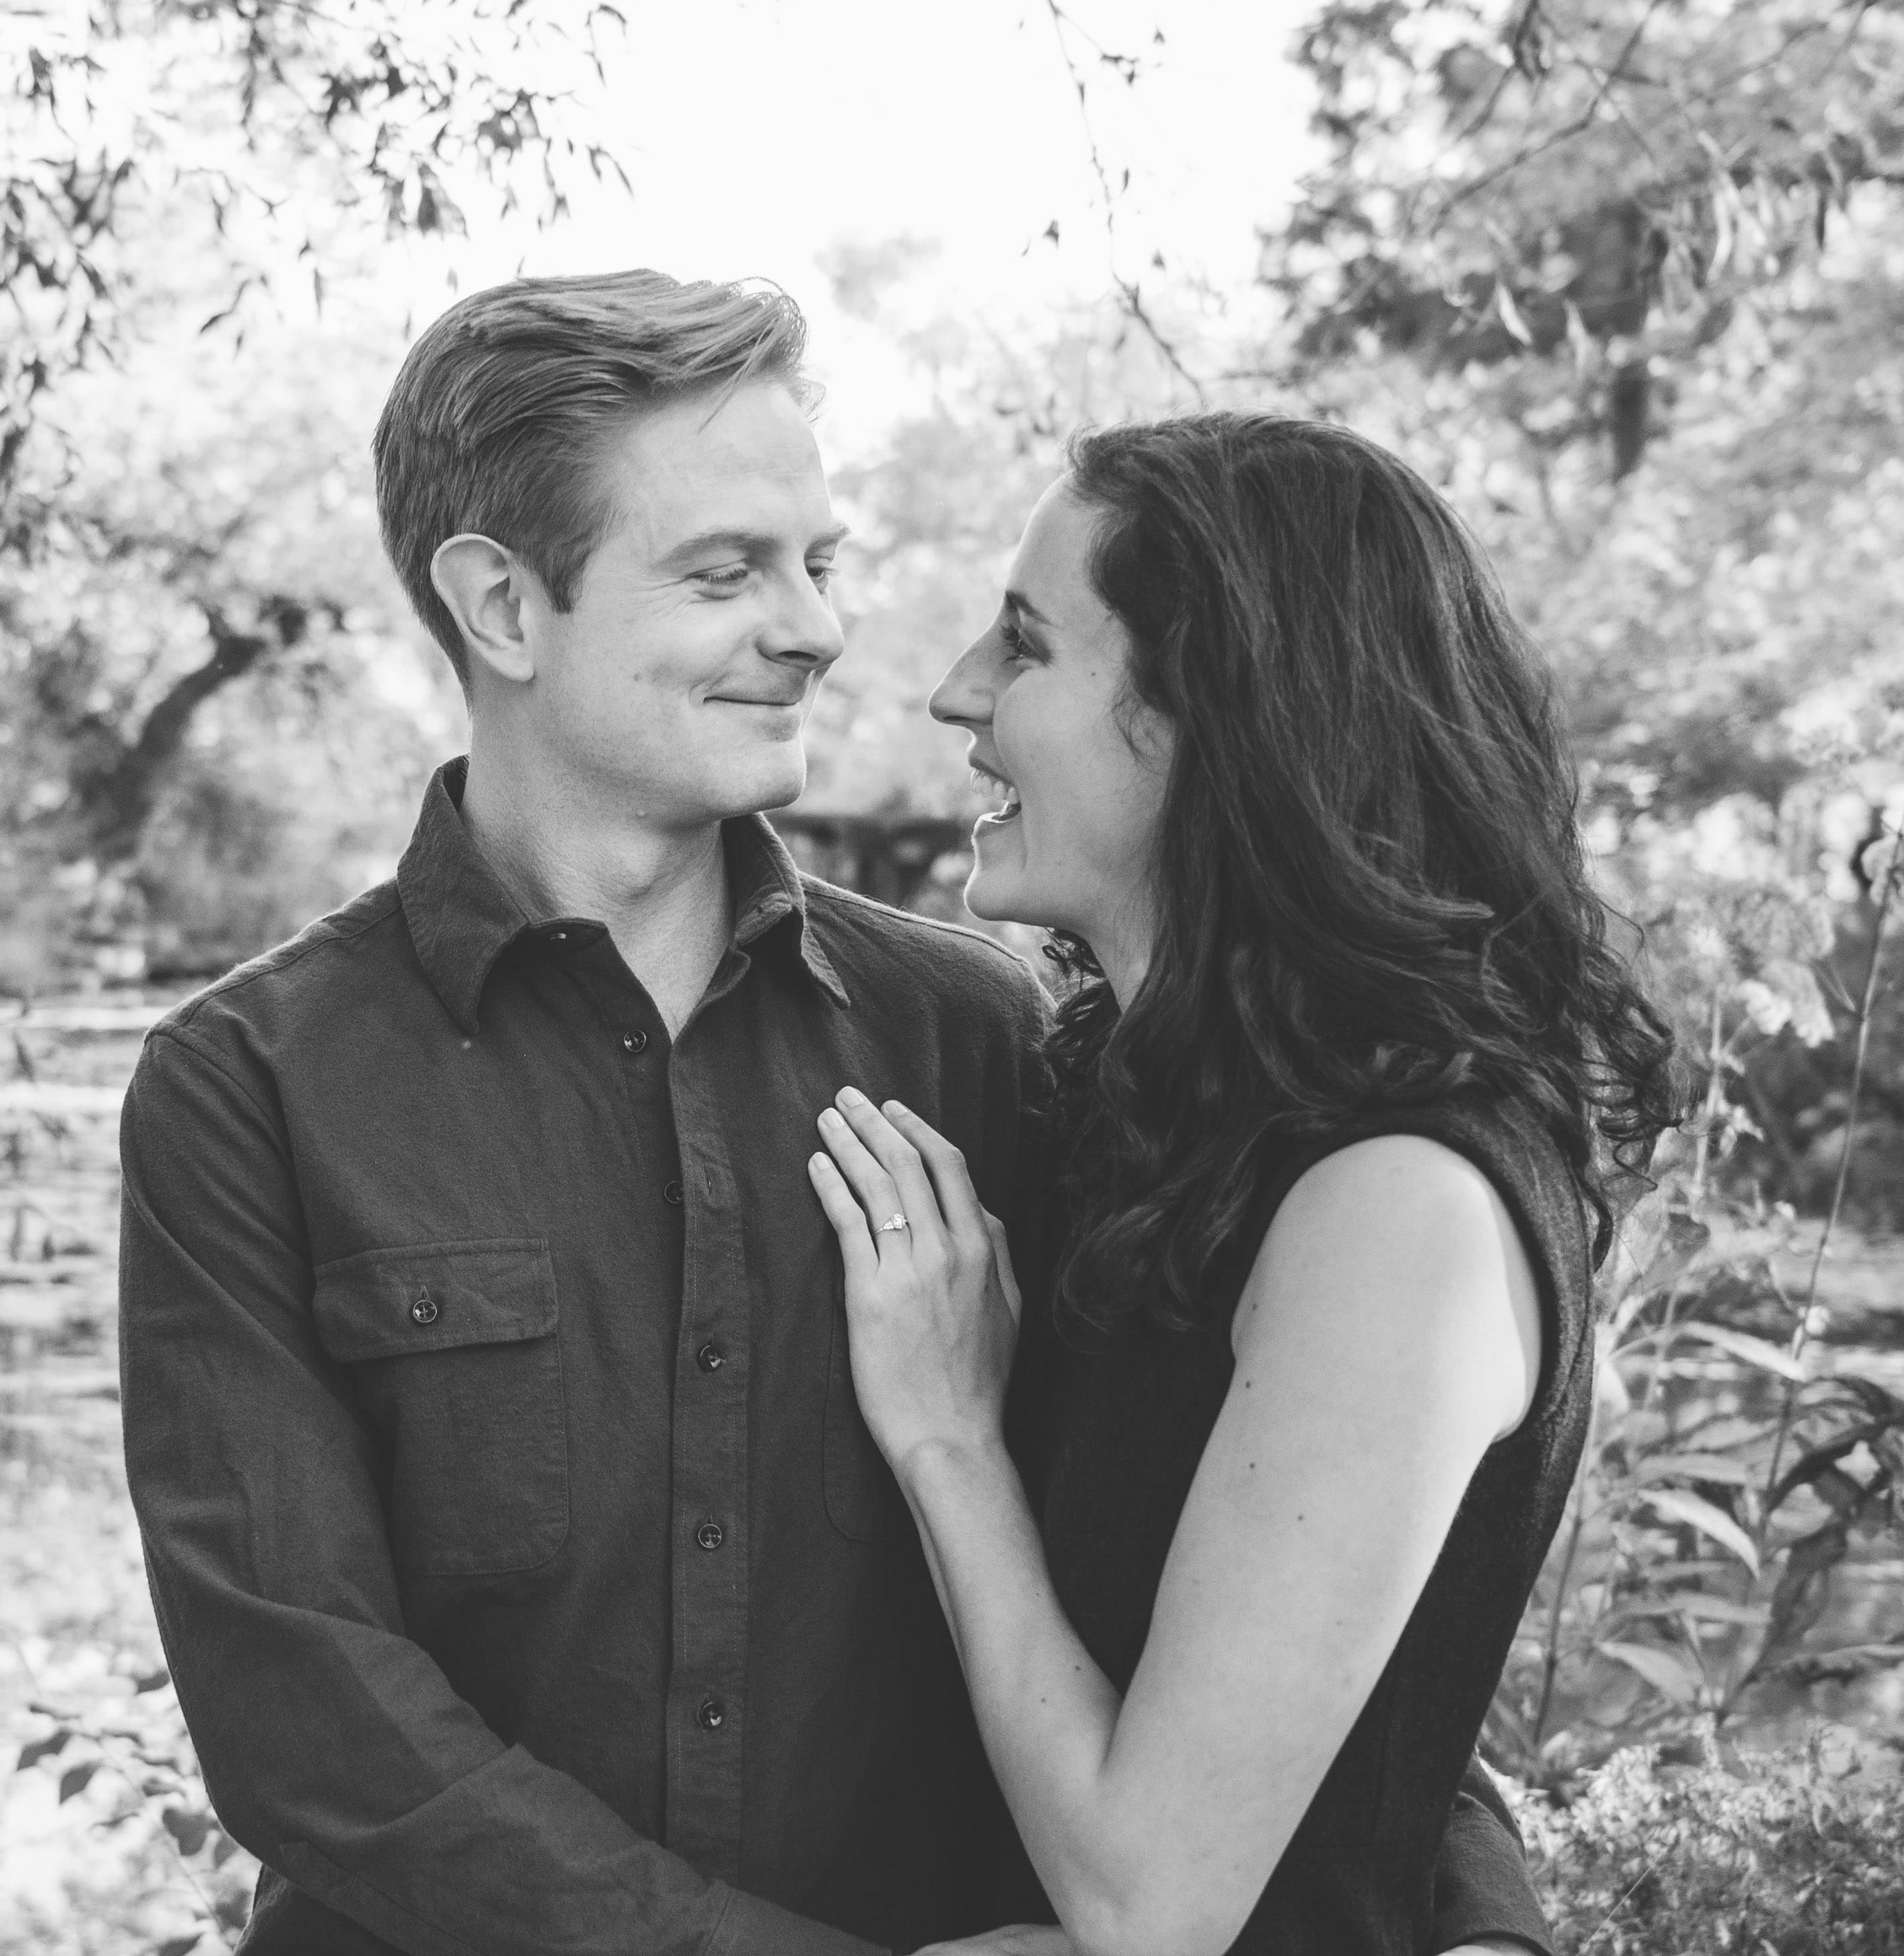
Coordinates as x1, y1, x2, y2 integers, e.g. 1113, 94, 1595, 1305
999, 1094, 1596, 1955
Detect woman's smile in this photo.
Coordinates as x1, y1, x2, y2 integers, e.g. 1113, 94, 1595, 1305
969, 761, 1022, 827
930, 482, 1171, 982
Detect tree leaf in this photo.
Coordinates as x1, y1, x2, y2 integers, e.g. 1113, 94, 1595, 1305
1600, 1639, 1704, 1705
57, 1760, 98, 1801
1671, 1594, 1771, 1626
1614, 1594, 1770, 1628
1631, 1452, 1757, 1487
16, 1729, 70, 1770
1641, 1488, 1761, 1573
162, 1805, 212, 1855
1673, 1323, 1806, 1382
1495, 279, 1535, 345
1638, 1212, 1711, 1293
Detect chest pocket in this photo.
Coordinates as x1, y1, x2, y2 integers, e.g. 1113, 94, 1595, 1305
312, 1239, 568, 1579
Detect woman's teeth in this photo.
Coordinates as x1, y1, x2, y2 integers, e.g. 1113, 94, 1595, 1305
971, 769, 1021, 821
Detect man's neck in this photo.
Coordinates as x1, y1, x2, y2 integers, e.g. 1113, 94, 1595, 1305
458, 749, 735, 1037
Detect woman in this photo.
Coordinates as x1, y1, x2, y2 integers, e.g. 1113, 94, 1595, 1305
807, 414, 1679, 1956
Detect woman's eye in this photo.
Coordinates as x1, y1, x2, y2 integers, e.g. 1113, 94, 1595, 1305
999, 619, 1037, 663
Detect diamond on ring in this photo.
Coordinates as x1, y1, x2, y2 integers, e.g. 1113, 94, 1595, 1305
876, 1212, 909, 1233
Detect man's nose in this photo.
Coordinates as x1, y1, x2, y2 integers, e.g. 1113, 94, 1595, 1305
764, 571, 846, 671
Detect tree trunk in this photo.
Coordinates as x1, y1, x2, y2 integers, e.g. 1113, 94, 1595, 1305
72, 599, 304, 862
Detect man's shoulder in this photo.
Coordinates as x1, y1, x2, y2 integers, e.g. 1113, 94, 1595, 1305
151, 880, 407, 1056
799, 874, 1048, 1021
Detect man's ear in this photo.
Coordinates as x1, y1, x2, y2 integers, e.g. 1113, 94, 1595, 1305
431, 535, 537, 686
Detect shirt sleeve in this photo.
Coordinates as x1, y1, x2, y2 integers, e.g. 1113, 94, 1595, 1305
1427, 1753, 1553, 1956
119, 1027, 884, 1956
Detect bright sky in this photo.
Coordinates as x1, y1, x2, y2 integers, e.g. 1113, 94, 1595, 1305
397, 0, 1322, 451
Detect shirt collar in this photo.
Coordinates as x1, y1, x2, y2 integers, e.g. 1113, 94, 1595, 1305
397, 757, 851, 1034
725, 807, 853, 1010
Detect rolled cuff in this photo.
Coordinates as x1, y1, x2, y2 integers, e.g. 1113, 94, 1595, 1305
706, 1884, 891, 1956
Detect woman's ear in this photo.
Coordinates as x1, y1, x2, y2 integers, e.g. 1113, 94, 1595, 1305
431, 534, 535, 686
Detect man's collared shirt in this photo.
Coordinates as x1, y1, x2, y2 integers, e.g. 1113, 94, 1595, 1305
121, 759, 1549, 1956
119, 759, 1049, 1955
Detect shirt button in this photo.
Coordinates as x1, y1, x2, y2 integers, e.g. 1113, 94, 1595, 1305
409, 1293, 439, 1326
549, 929, 568, 943
664, 1180, 684, 1205
696, 1697, 725, 1731
696, 1519, 724, 1552
621, 1030, 649, 1055
696, 1340, 726, 1373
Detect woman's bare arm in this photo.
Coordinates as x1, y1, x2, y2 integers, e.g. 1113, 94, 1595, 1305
815, 1103, 1541, 1956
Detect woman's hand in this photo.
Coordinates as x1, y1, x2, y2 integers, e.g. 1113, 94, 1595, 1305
808, 1088, 1021, 1476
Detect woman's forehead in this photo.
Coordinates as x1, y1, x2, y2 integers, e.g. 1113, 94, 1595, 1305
1010, 481, 1106, 615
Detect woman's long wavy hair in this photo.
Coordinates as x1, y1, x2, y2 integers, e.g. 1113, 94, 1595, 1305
1046, 413, 1682, 1340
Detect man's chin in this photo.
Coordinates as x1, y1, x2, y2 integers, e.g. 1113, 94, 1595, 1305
743, 755, 808, 818
677, 750, 808, 824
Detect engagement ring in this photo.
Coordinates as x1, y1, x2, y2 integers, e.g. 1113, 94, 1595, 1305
876, 1212, 909, 1233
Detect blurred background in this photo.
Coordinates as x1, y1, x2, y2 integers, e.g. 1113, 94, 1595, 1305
4, 1, 1904, 1949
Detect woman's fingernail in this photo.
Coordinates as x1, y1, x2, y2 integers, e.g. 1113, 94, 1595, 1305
838, 1085, 867, 1107
884, 1098, 910, 1118
819, 1108, 844, 1130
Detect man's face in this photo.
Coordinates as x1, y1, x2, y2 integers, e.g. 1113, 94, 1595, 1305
515, 379, 846, 827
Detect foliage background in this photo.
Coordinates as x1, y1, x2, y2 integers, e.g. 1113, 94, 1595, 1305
5, 0, 1904, 1949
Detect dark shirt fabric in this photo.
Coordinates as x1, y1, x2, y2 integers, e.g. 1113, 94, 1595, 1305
121, 758, 1550, 1956
119, 759, 1046, 1955
1000, 1097, 1588, 1956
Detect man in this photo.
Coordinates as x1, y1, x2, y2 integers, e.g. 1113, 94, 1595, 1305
119, 269, 1553, 1954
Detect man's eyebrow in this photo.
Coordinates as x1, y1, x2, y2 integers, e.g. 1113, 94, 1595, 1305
1004, 588, 1054, 626
659, 521, 851, 566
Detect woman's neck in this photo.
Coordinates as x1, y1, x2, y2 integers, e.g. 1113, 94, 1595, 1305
1085, 896, 1157, 1010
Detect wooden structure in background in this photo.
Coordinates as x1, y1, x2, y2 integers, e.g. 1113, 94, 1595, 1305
770, 811, 971, 911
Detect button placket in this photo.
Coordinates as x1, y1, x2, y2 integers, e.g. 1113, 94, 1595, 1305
663, 1058, 749, 1875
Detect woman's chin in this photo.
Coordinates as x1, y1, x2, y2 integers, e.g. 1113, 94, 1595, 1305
963, 852, 1046, 929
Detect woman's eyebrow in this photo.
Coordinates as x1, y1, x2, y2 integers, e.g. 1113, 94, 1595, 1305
1005, 589, 1054, 626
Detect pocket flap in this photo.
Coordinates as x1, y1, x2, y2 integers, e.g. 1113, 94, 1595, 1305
312, 1238, 556, 1364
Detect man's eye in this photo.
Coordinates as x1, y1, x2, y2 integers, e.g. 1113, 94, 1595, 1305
695, 566, 752, 589
808, 561, 836, 592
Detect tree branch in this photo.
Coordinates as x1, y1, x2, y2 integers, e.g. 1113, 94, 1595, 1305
1041, 0, 1208, 405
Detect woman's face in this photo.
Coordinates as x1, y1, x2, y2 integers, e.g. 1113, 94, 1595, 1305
930, 480, 1173, 974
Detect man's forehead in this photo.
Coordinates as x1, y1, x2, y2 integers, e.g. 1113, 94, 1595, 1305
605, 384, 834, 543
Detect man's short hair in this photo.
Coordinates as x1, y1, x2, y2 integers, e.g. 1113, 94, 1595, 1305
373, 269, 812, 683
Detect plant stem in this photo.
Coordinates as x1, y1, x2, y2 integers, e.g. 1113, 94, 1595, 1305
1691, 987, 1726, 1199
1767, 828, 1901, 1506
1577, 1855, 1665, 1954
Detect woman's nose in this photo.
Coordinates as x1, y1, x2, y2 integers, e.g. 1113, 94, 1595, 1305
929, 636, 993, 727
